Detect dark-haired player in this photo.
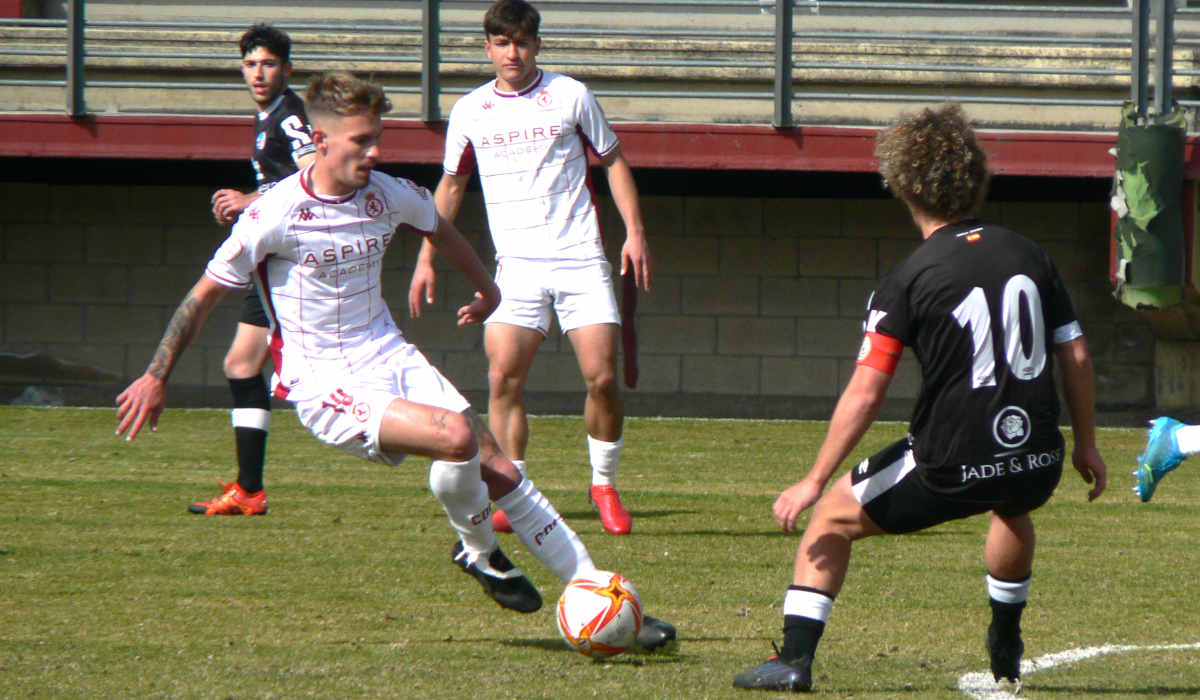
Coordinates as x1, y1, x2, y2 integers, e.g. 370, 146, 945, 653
194, 23, 315, 515
733, 104, 1107, 692
408, 0, 651, 537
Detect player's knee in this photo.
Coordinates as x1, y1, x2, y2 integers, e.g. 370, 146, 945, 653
584, 366, 619, 398
487, 366, 525, 399
437, 412, 478, 462
223, 351, 258, 379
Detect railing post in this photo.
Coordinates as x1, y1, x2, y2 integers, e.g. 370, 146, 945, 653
421, 0, 441, 123
66, 0, 85, 117
1152, 0, 1175, 117
773, 0, 793, 128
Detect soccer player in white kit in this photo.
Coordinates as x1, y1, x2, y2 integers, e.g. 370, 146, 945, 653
115, 72, 676, 645
408, 0, 652, 536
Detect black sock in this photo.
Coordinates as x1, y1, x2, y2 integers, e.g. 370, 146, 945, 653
989, 598, 1026, 637
229, 376, 269, 494
781, 615, 825, 661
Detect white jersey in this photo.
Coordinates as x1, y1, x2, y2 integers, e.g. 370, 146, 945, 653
205, 167, 438, 400
443, 69, 618, 262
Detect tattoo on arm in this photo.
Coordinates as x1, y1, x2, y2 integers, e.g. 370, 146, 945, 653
146, 292, 206, 381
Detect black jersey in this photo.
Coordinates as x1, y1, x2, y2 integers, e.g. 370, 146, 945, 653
252, 88, 315, 191
865, 220, 1081, 492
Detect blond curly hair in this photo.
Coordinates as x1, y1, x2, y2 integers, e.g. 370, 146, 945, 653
305, 72, 392, 122
874, 104, 989, 222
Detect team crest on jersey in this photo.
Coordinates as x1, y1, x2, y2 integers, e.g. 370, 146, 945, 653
535, 89, 554, 107
992, 405, 1031, 449
255, 132, 267, 150
353, 402, 371, 423
365, 191, 384, 218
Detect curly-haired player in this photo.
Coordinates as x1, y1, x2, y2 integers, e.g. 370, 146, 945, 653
734, 104, 1107, 692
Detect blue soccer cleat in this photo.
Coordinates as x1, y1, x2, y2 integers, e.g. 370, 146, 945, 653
1134, 417, 1185, 502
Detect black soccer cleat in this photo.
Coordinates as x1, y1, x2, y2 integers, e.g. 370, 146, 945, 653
451, 540, 542, 613
986, 623, 1024, 683
636, 614, 677, 651
733, 648, 813, 692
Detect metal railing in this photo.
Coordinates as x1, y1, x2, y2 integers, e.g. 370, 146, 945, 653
0, 0, 1194, 129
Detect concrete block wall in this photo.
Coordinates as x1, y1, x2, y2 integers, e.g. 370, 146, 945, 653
0, 177, 1154, 420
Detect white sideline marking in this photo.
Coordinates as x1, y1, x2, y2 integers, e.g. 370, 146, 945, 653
958, 642, 1200, 699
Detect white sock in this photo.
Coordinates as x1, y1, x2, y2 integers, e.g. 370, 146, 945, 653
428, 454, 498, 560
495, 477, 596, 583
986, 574, 1031, 604
783, 587, 834, 622
511, 459, 528, 478
588, 436, 622, 486
231, 407, 270, 430
1174, 425, 1200, 456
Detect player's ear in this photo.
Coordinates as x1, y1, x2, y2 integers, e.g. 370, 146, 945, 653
311, 127, 328, 154
283, 60, 293, 79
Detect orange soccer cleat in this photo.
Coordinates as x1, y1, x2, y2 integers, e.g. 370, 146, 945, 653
588, 485, 632, 535
188, 480, 268, 516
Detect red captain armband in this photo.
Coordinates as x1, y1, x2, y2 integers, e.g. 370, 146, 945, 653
856, 332, 903, 375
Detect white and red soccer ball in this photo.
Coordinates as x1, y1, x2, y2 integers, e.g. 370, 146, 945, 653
555, 570, 643, 659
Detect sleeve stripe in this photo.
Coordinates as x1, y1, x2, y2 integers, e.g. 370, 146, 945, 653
1053, 321, 1083, 345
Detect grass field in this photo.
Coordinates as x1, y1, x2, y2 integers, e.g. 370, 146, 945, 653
1, 406, 1197, 698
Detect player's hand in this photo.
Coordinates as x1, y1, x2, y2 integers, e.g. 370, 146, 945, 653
211, 189, 250, 226
620, 234, 652, 292
1072, 444, 1107, 501
773, 477, 824, 532
114, 373, 167, 442
408, 261, 437, 318
456, 291, 497, 326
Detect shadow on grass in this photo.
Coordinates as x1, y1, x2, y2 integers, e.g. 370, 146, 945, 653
558, 508, 696, 523
496, 638, 684, 664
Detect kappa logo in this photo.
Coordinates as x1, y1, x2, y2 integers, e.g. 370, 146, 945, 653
482, 100, 494, 110
864, 308, 888, 334
364, 192, 384, 218
247, 208, 260, 221
297, 208, 316, 222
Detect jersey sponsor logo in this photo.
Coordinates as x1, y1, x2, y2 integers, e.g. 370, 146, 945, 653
959, 446, 1062, 483
364, 191, 384, 218
300, 232, 392, 266
479, 124, 563, 147
296, 208, 316, 222
991, 405, 1031, 449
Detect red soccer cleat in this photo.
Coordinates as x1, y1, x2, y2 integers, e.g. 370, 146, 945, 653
491, 507, 513, 533
188, 480, 268, 516
588, 485, 632, 534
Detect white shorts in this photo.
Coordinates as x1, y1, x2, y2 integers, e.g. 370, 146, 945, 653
291, 342, 470, 466
485, 257, 620, 336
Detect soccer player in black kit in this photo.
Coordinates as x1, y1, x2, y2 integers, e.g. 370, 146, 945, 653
733, 104, 1108, 692
193, 24, 315, 515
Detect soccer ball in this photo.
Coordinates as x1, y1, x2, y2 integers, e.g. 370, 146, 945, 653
555, 570, 643, 659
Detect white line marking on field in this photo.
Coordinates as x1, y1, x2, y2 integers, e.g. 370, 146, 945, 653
958, 642, 1200, 699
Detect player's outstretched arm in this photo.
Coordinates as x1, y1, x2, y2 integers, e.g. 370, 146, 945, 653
1056, 336, 1107, 501
601, 147, 651, 292
775, 363, 891, 532
115, 276, 230, 441
425, 214, 500, 326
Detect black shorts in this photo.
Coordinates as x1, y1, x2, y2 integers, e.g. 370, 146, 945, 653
239, 288, 269, 328
853, 437, 1063, 534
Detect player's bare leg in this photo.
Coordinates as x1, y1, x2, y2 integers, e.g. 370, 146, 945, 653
483, 323, 542, 531
567, 322, 631, 534
736, 475, 883, 691
983, 512, 1035, 684
191, 321, 272, 515
377, 397, 541, 613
